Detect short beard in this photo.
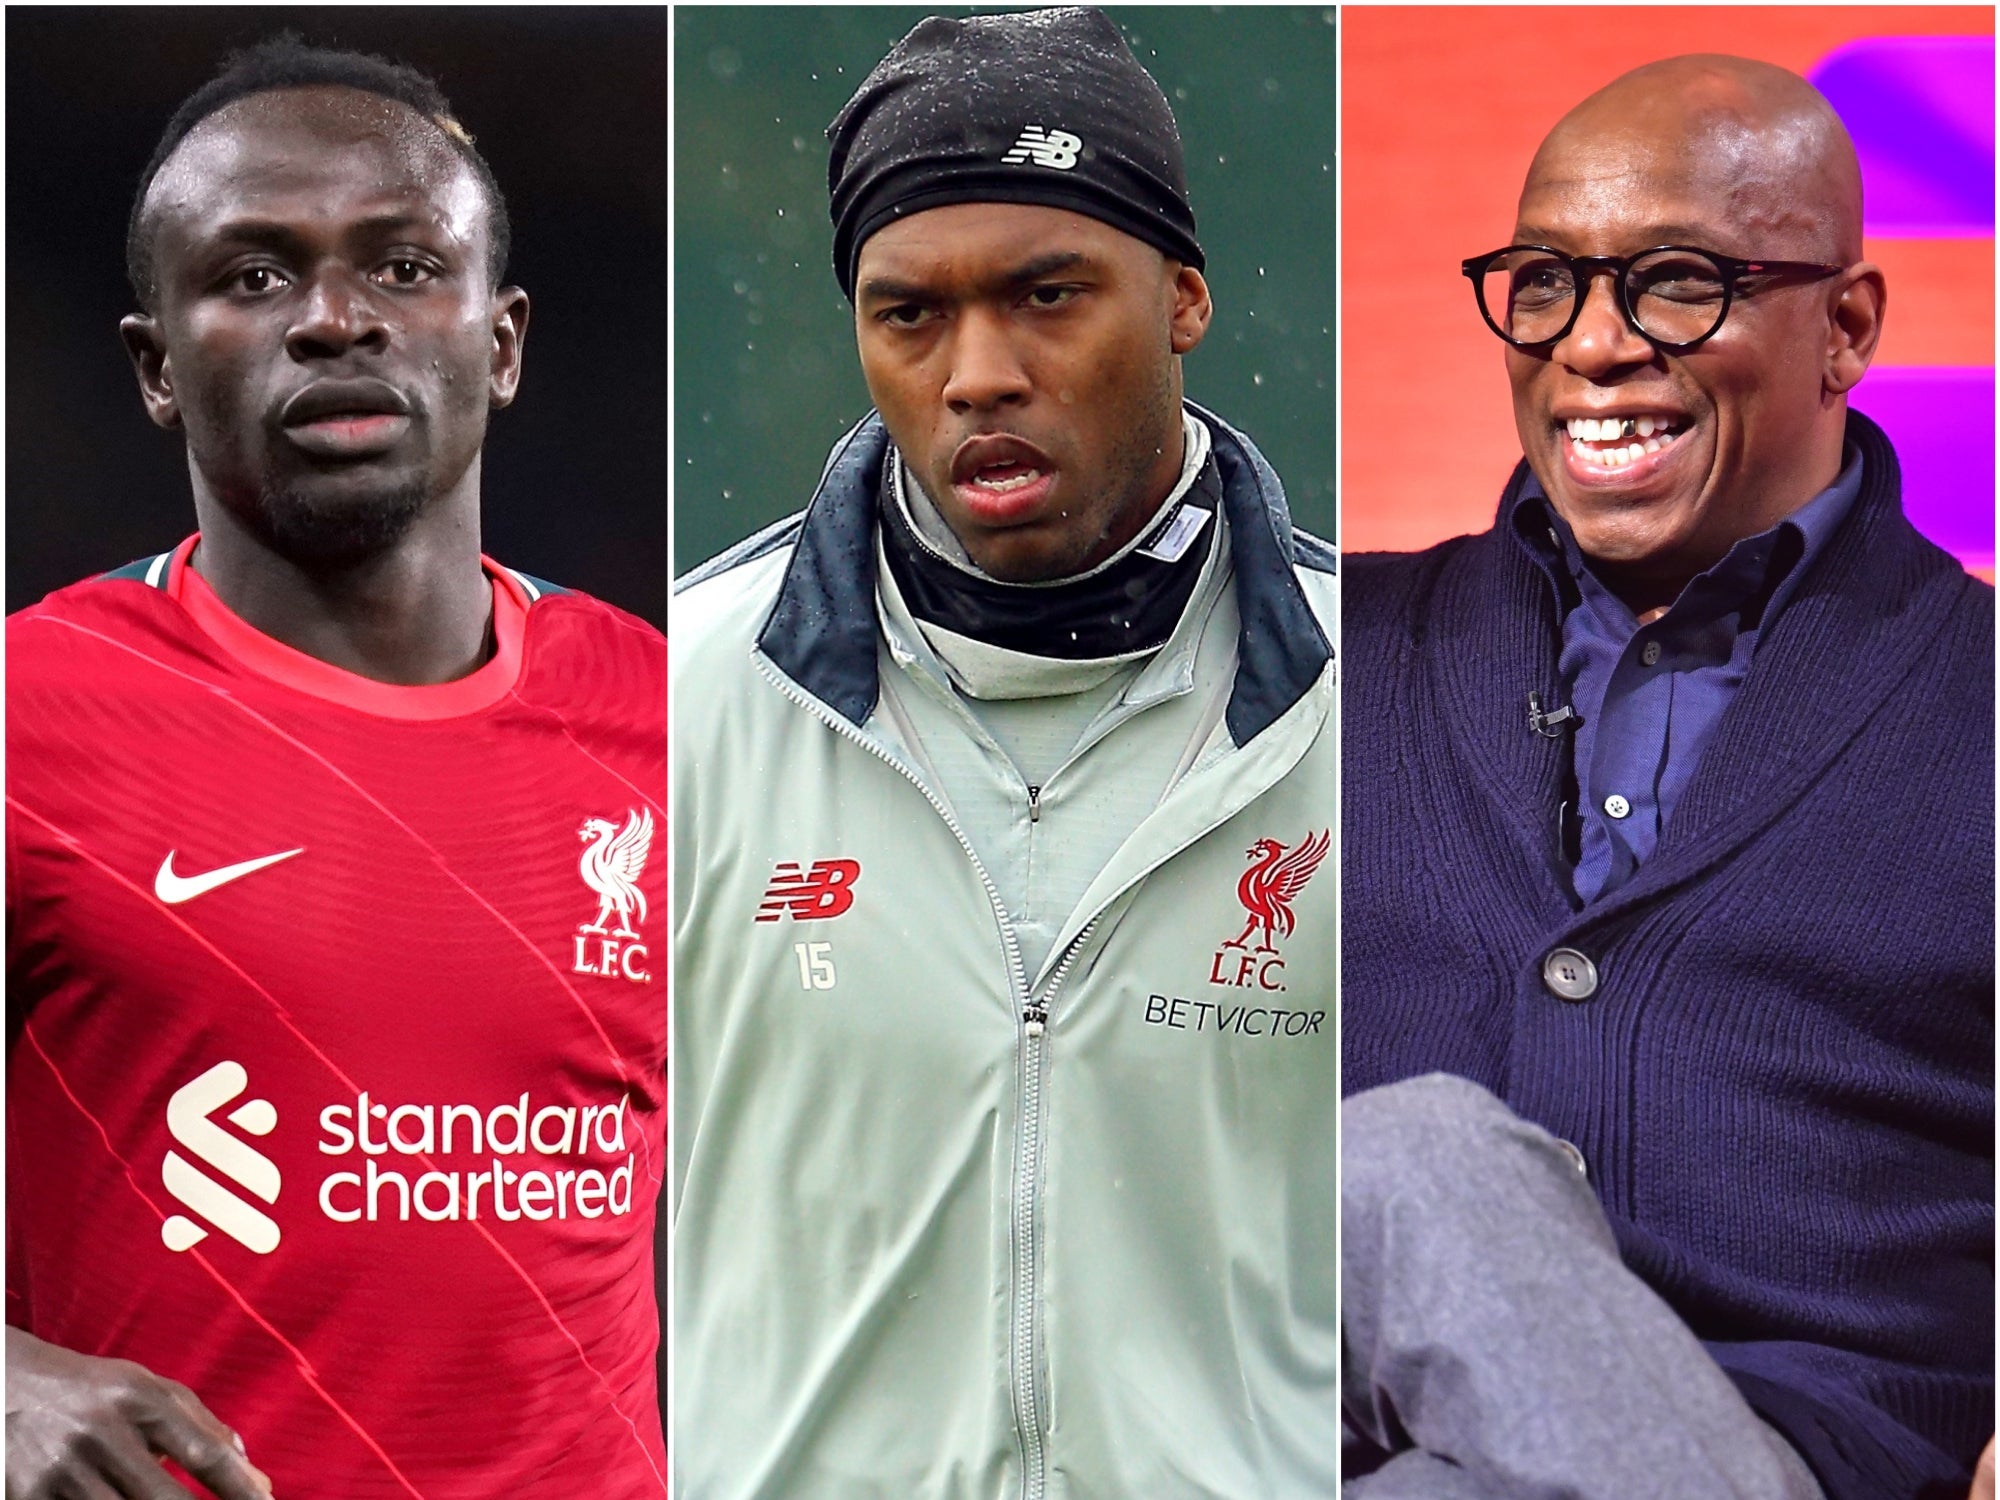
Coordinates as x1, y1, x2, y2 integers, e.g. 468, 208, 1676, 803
246, 480, 430, 570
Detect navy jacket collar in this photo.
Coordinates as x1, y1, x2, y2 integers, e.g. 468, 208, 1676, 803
757, 405, 1332, 745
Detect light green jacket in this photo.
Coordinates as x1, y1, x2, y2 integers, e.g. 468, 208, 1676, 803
673, 410, 1337, 1500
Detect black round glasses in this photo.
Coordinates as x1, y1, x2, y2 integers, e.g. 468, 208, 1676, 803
1461, 245, 1847, 353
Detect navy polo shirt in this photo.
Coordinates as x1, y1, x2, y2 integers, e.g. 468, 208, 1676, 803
1511, 449, 1863, 902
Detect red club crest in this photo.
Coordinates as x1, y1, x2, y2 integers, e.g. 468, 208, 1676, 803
1223, 830, 1329, 953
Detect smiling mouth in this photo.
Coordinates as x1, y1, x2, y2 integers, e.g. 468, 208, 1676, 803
1563, 413, 1690, 470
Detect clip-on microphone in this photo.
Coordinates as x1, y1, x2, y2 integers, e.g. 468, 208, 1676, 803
1527, 691, 1577, 738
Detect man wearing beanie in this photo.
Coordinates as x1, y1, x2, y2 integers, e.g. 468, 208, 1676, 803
672, 9, 1336, 1497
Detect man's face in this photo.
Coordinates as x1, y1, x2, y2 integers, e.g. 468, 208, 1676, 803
124, 87, 526, 565
1507, 122, 1846, 579
853, 202, 1210, 583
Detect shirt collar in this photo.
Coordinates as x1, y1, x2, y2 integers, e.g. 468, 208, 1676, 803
167, 534, 530, 719
1507, 444, 1865, 632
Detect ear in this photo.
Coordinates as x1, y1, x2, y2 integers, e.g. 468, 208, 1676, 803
119, 313, 182, 429
488, 286, 531, 408
1823, 262, 1884, 396
1168, 265, 1212, 356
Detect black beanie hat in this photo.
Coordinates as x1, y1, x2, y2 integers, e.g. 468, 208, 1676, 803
826, 6, 1204, 300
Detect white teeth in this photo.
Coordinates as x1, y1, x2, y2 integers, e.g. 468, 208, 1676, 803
1564, 415, 1684, 454
1569, 429, 1680, 469
1565, 416, 1683, 441
971, 468, 1041, 493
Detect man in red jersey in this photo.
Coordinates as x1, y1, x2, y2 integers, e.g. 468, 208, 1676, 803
6, 39, 666, 1499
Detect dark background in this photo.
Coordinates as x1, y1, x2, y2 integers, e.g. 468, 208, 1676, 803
674, 6, 1337, 574
7, 6, 667, 628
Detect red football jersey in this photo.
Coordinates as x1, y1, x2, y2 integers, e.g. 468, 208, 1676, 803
7, 538, 667, 1498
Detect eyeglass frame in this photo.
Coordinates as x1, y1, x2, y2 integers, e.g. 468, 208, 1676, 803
1460, 244, 1849, 354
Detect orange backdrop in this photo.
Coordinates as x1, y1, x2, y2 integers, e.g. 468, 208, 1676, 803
1342, 6, 1995, 555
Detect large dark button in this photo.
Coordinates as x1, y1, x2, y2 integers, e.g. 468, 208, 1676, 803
1542, 947, 1598, 1001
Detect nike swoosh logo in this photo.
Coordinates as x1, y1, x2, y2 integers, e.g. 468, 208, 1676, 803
155, 848, 304, 904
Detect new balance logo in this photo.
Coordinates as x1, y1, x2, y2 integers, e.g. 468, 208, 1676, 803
1001, 126, 1083, 170
161, 1061, 281, 1255
755, 859, 861, 922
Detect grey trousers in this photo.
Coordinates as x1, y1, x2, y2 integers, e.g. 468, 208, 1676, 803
1342, 1073, 1826, 1500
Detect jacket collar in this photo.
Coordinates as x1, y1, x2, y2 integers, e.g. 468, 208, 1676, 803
1431, 408, 1971, 923
757, 403, 1331, 745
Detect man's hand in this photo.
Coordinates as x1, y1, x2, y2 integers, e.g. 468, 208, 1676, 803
1971, 1436, 1995, 1500
6, 1326, 273, 1500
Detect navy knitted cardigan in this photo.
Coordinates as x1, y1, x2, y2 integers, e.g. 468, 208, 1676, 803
1342, 412, 1994, 1500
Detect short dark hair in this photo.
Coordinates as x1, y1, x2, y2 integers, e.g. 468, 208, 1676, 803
126, 35, 512, 307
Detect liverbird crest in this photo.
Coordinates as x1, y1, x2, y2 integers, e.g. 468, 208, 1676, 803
577, 808, 654, 941
1223, 828, 1330, 953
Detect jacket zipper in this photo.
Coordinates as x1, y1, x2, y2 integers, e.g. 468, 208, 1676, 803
1010, 917, 1093, 1500
753, 660, 1073, 1499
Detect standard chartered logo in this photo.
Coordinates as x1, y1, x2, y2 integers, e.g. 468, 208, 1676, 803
315, 1091, 635, 1224
161, 1061, 282, 1255
158, 1062, 637, 1255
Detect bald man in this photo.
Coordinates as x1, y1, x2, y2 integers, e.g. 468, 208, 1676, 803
1341, 55, 1992, 1500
